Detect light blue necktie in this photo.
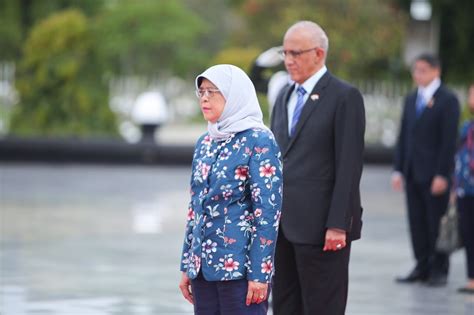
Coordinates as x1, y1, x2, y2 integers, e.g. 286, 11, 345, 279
290, 86, 307, 136
416, 93, 425, 118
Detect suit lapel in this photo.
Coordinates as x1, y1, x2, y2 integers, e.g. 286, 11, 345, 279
283, 72, 331, 157
414, 85, 440, 123
281, 84, 294, 140
408, 92, 417, 121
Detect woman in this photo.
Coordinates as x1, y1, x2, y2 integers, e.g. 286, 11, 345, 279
178, 64, 282, 314
454, 84, 474, 294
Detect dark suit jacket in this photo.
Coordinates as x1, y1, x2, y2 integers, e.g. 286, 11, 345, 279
270, 71, 365, 245
394, 85, 460, 183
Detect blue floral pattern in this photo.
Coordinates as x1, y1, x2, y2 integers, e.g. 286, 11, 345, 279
180, 128, 282, 283
455, 121, 474, 197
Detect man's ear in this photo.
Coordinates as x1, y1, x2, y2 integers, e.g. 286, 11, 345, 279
315, 47, 325, 63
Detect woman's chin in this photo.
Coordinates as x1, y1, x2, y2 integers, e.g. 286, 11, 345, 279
203, 115, 218, 124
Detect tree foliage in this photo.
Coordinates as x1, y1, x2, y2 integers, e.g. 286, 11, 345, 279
93, 0, 210, 77
0, 0, 23, 60
5, 0, 471, 137
392, 0, 474, 83
435, 0, 474, 83
0, 0, 104, 60
6, 0, 213, 137
213, 47, 262, 73
229, 0, 407, 80
10, 9, 116, 137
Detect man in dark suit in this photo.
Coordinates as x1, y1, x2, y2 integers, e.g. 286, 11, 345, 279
392, 53, 460, 286
270, 21, 365, 315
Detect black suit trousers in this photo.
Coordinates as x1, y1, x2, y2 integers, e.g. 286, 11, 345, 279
272, 227, 351, 315
405, 179, 449, 275
457, 196, 474, 279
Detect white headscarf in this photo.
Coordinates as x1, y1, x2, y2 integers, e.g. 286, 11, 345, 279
195, 64, 270, 141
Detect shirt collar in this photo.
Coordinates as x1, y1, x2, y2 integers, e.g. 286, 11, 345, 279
295, 65, 328, 94
418, 77, 441, 102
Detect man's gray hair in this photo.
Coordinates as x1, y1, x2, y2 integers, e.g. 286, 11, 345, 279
286, 20, 329, 53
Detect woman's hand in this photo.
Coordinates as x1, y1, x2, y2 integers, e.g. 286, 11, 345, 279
179, 272, 194, 304
246, 281, 269, 305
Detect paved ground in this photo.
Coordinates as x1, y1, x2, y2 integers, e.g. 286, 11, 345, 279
1, 164, 473, 315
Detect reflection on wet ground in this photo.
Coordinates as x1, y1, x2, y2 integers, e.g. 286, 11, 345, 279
1, 164, 473, 314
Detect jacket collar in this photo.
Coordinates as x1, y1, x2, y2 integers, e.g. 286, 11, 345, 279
283, 71, 332, 157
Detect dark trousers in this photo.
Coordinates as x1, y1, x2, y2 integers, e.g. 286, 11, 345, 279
458, 195, 474, 279
405, 180, 450, 277
190, 272, 268, 315
272, 228, 351, 315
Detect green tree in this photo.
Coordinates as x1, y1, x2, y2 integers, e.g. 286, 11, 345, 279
434, 0, 474, 83
0, 0, 23, 60
0, 0, 104, 60
10, 9, 116, 137
229, 0, 407, 80
94, 0, 210, 77
393, 0, 474, 83
213, 47, 262, 73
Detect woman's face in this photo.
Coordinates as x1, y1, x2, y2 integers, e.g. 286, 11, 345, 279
198, 78, 226, 123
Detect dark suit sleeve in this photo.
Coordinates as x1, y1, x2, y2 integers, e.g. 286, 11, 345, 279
326, 86, 365, 231
393, 97, 409, 173
270, 94, 277, 131
436, 94, 460, 178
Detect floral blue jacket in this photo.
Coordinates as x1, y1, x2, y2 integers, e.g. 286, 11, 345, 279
180, 128, 282, 283
454, 120, 474, 197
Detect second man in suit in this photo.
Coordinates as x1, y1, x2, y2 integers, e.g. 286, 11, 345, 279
270, 21, 365, 315
392, 54, 460, 286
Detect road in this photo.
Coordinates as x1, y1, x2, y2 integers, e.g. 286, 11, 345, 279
1, 164, 473, 314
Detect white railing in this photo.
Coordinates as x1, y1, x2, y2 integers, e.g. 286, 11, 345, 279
356, 80, 410, 147
108, 75, 198, 142
1, 68, 468, 145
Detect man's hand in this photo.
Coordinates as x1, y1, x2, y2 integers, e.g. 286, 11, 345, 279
178, 272, 194, 304
323, 228, 346, 251
246, 281, 269, 305
391, 172, 404, 192
431, 175, 448, 195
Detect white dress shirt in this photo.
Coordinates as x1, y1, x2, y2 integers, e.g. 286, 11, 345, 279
287, 66, 327, 134
417, 77, 441, 104
392, 77, 442, 179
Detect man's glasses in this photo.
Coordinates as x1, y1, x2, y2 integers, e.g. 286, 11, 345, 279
196, 89, 221, 98
279, 47, 318, 59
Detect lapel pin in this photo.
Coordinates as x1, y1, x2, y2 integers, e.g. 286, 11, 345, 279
310, 94, 319, 101
427, 98, 435, 108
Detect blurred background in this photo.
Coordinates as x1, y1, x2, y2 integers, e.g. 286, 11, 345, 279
1, 0, 474, 314
0, 0, 472, 147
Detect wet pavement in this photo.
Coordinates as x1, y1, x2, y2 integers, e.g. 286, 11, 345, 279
1, 164, 473, 314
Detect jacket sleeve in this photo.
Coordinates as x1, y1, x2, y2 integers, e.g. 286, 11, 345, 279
326, 86, 365, 231
246, 133, 283, 283
394, 97, 409, 173
179, 138, 202, 272
436, 94, 460, 178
